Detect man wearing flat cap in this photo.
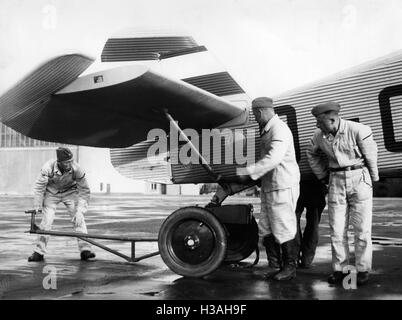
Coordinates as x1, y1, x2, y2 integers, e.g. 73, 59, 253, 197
28, 147, 95, 262
306, 101, 379, 285
238, 97, 300, 281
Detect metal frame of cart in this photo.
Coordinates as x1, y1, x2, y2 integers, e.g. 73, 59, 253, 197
25, 210, 159, 263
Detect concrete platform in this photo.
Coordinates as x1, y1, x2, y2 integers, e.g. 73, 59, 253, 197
1, 194, 402, 300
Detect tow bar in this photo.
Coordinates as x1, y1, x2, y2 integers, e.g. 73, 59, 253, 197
25, 210, 159, 263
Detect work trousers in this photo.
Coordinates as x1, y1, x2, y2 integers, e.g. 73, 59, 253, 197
34, 189, 91, 255
328, 167, 373, 272
258, 185, 299, 244
295, 180, 327, 260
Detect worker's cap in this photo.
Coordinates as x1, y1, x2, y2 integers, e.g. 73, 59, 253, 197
311, 101, 340, 117
251, 97, 274, 109
56, 147, 73, 162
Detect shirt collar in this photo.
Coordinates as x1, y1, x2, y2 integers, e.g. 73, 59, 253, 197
262, 114, 279, 133
53, 160, 72, 175
321, 117, 344, 140
53, 161, 61, 175
338, 118, 346, 134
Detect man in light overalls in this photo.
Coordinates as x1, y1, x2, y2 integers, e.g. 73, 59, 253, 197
28, 147, 95, 262
306, 102, 379, 285
238, 97, 300, 281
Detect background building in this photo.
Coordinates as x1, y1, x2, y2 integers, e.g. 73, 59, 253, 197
0, 123, 200, 195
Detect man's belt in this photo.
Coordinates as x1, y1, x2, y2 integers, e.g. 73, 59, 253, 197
329, 164, 365, 172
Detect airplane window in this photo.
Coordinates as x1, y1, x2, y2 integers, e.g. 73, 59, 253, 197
379, 84, 402, 152
390, 96, 402, 142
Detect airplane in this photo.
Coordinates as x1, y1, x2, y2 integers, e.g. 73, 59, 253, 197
0, 30, 401, 278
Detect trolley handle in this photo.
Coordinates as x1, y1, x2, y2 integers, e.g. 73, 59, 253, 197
25, 209, 41, 232
25, 209, 41, 215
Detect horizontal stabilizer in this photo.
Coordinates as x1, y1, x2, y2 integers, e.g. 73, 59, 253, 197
101, 35, 198, 62
0, 56, 245, 148
0, 54, 94, 137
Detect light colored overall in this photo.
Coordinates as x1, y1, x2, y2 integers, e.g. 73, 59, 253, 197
247, 114, 300, 244
307, 119, 379, 272
33, 160, 91, 255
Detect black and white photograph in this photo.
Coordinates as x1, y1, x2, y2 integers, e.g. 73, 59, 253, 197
1, 0, 402, 311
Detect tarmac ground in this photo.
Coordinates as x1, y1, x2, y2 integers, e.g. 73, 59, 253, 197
1, 194, 402, 301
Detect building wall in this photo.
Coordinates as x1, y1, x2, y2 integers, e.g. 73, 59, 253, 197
161, 184, 200, 195
0, 121, 147, 194
1, 124, 402, 197
145, 182, 165, 194
0, 147, 77, 194
0, 123, 72, 194
180, 184, 201, 195
145, 183, 201, 195
78, 146, 145, 194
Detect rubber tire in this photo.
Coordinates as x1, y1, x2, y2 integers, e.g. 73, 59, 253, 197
223, 217, 259, 263
158, 206, 227, 278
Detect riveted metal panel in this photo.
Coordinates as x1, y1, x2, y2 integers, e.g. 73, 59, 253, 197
170, 109, 259, 184
182, 72, 245, 96
101, 37, 198, 62
0, 55, 94, 137
110, 140, 171, 184
273, 51, 402, 178
170, 51, 402, 183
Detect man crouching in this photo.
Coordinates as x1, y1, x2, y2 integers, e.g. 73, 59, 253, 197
28, 147, 96, 262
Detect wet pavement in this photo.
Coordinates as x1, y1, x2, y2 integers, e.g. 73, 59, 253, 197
1, 194, 402, 300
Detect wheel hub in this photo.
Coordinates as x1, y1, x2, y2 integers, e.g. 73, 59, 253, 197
170, 220, 215, 265
184, 235, 200, 250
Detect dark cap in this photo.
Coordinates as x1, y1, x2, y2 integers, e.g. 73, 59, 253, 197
311, 101, 340, 117
251, 97, 274, 109
56, 147, 73, 162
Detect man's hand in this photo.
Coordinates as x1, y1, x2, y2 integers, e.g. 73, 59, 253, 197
35, 207, 42, 214
236, 167, 253, 184
319, 176, 329, 186
319, 176, 329, 194
237, 175, 253, 184
71, 210, 85, 227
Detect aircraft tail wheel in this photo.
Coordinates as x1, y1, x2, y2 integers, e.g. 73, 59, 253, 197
158, 206, 227, 278
223, 217, 259, 263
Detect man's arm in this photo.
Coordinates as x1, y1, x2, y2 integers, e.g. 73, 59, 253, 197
33, 165, 50, 210
245, 124, 290, 180
357, 125, 379, 182
306, 133, 328, 181
74, 166, 90, 213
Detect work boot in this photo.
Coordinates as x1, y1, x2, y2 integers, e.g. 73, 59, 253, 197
357, 272, 369, 286
80, 250, 96, 261
298, 254, 314, 269
262, 235, 282, 278
327, 271, 345, 284
28, 252, 44, 262
274, 239, 298, 281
